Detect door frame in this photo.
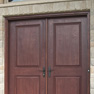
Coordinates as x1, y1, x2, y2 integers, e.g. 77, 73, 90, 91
5, 11, 90, 94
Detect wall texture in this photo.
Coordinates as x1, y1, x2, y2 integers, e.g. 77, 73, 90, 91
0, 0, 94, 94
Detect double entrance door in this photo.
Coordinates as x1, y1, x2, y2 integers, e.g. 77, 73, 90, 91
8, 15, 89, 94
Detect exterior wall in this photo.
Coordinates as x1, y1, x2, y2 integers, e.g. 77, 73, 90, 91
0, 0, 94, 94
0, 0, 3, 4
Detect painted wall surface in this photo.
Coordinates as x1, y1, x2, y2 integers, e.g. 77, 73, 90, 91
0, 0, 94, 94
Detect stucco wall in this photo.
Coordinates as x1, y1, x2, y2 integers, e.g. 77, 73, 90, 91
0, 0, 94, 94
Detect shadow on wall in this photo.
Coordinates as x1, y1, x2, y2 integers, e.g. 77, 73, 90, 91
9, 0, 24, 2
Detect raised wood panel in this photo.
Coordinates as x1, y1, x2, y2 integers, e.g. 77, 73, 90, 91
55, 77, 80, 94
16, 76, 39, 94
55, 23, 80, 66
16, 25, 40, 67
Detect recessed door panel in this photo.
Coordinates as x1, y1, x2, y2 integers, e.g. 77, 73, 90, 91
16, 76, 39, 94
55, 23, 80, 66
17, 25, 40, 67
55, 77, 80, 94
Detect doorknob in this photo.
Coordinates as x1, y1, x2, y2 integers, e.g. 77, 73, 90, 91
43, 67, 45, 77
48, 66, 51, 77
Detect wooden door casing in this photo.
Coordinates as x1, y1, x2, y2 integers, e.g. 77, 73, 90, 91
5, 12, 90, 94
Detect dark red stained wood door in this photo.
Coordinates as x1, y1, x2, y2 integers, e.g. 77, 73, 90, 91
8, 15, 89, 94
47, 17, 89, 94
9, 19, 46, 94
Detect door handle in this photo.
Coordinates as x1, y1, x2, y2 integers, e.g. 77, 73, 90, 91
48, 66, 51, 77
43, 67, 45, 77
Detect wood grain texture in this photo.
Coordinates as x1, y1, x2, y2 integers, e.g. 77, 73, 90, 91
8, 19, 46, 94
5, 12, 90, 94
55, 23, 80, 66
16, 76, 39, 94
47, 16, 89, 94
55, 77, 80, 94
16, 25, 40, 67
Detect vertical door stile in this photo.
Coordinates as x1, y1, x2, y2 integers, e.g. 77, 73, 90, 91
46, 18, 48, 94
